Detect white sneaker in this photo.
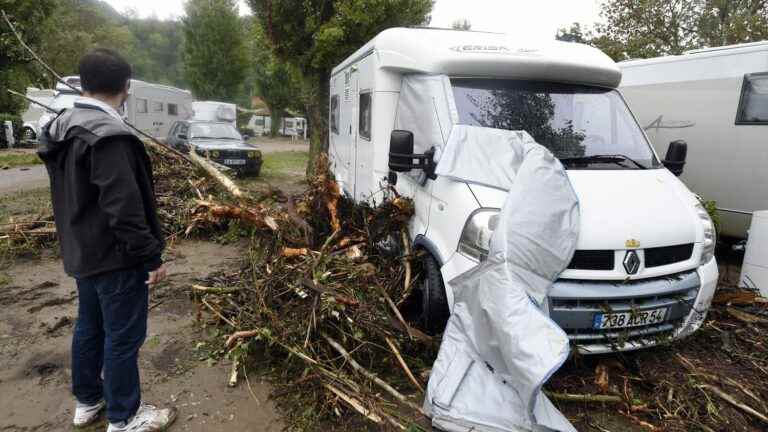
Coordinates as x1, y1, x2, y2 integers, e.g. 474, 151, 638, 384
107, 403, 177, 432
73, 399, 105, 427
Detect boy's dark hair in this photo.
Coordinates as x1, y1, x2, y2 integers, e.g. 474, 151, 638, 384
78, 48, 132, 95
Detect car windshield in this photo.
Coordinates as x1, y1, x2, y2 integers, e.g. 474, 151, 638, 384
190, 123, 241, 140
451, 79, 661, 169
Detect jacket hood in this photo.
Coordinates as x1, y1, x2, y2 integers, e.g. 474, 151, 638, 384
38, 106, 136, 160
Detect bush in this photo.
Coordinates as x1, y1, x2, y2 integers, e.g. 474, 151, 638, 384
0, 113, 22, 148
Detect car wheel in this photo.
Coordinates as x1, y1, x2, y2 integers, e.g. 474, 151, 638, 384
419, 254, 450, 335
21, 127, 36, 142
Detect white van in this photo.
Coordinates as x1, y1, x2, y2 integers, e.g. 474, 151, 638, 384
329, 28, 719, 354
620, 41, 768, 239
191, 101, 237, 126
21, 87, 56, 140
37, 76, 193, 139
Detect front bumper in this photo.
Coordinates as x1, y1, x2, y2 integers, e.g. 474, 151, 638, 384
442, 252, 719, 354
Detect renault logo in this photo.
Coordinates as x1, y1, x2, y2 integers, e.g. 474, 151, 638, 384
623, 250, 641, 275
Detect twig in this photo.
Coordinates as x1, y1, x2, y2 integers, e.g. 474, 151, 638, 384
191, 284, 241, 294
322, 333, 426, 416
201, 297, 236, 328
323, 383, 383, 425
228, 356, 239, 387
378, 285, 412, 340
301, 278, 359, 306
400, 229, 413, 296
545, 391, 644, 405
384, 336, 424, 393
697, 384, 768, 425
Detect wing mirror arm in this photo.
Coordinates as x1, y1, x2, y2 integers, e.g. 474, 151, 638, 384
388, 130, 437, 180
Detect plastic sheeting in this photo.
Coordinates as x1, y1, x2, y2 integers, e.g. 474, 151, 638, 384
424, 124, 580, 431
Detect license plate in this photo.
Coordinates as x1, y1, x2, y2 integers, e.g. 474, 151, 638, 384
593, 307, 668, 329
224, 159, 246, 165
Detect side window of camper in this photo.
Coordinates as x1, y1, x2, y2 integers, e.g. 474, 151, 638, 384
178, 123, 189, 137
168, 103, 178, 116
152, 101, 164, 113
330, 95, 340, 134
359, 91, 372, 140
137, 98, 148, 114
736, 72, 768, 125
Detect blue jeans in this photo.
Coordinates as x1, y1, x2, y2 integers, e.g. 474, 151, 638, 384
72, 266, 148, 423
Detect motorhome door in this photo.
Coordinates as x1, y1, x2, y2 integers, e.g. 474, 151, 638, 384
353, 56, 375, 201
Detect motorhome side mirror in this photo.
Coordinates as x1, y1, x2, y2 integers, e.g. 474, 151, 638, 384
663, 140, 687, 176
389, 130, 415, 172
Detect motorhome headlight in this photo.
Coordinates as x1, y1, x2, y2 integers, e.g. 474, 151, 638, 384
694, 202, 716, 264
457, 209, 500, 262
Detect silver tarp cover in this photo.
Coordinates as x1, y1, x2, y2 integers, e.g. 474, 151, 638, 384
424, 125, 580, 432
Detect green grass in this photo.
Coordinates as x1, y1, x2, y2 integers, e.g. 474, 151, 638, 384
0, 187, 52, 224
0, 151, 42, 169
238, 150, 309, 194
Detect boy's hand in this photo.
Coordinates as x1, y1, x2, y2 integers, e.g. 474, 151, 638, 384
146, 265, 168, 287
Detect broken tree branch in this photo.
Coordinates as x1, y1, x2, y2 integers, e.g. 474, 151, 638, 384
697, 384, 768, 425
385, 336, 424, 393
321, 333, 426, 417
188, 148, 244, 199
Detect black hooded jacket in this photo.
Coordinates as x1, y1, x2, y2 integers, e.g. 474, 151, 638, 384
38, 102, 164, 278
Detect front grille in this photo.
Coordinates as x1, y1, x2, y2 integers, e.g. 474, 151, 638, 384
645, 243, 694, 268
568, 250, 614, 270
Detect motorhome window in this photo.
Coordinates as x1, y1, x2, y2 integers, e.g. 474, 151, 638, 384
254, 117, 265, 127
451, 79, 660, 169
168, 103, 178, 116
178, 124, 189, 136
359, 92, 372, 140
152, 101, 164, 112
331, 95, 340, 134
736, 73, 768, 124
136, 98, 148, 114
190, 123, 241, 140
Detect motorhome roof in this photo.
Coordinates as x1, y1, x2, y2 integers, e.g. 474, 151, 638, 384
331, 27, 621, 88
620, 40, 768, 68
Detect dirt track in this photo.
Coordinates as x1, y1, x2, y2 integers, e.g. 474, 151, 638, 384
0, 240, 282, 431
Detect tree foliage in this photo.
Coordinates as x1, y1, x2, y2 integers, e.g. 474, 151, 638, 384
182, 0, 248, 102
560, 0, 768, 61
452, 18, 472, 30
247, 0, 434, 171
0, 0, 56, 114
250, 23, 302, 136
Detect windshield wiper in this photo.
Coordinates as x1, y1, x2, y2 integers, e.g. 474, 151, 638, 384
560, 154, 648, 169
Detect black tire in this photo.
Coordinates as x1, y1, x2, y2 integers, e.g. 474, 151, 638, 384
419, 254, 450, 335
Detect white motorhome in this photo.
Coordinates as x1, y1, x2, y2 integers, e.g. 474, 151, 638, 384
620, 41, 768, 239
37, 76, 193, 139
330, 28, 719, 353
191, 101, 237, 126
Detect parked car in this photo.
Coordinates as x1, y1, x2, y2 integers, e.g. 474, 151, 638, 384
330, 27, 718, 354
167, 120, 263, 176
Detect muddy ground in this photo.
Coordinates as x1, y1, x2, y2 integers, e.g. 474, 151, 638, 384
0, 240, 283, 431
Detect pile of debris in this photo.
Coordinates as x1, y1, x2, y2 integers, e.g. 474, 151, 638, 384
0, 142, 220, 260
189, 157, 436, 430
546, 287, 768, 431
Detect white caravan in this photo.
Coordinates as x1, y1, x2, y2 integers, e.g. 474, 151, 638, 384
37, 76, 193, 139
330, 28, 719, 353
191, 101, 237, 126
21, 87, 56, 140
620, 41, 768, 239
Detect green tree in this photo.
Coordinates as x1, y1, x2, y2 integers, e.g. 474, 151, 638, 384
0, 0, 57, 115
247, 0, 434, 173
182, 0, 248, 101
250, 24, 302, 136
583, 0, 768, 61
555, 22, 589, 43
452, 18, 471, 30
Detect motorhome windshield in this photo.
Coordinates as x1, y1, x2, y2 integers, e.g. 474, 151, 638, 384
451, 79, 660, 169
190, 123, 242, 140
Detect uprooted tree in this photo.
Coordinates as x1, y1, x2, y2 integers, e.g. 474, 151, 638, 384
246, 0, 434, 174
